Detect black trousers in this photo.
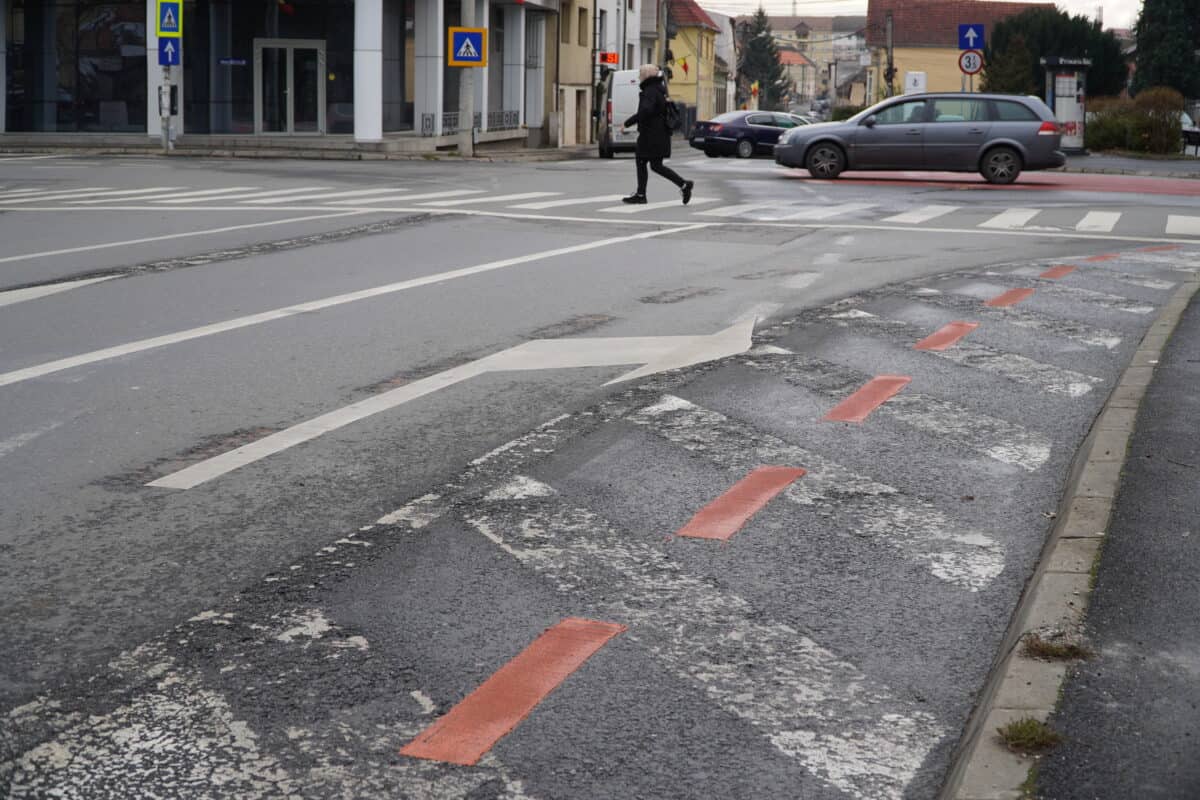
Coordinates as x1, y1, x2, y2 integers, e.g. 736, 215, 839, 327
636, 156, 685, 195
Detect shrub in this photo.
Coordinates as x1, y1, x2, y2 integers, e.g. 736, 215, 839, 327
1134, 86, 1185, 154
1085, 87, 1183, 154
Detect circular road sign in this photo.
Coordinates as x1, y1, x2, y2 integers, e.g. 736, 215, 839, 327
959, 49, 984, 75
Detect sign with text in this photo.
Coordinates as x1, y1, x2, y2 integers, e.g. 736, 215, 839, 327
959, 50, 983, 75
448, 28, 487, 67
157, 0, 182, 37
598, 52, 619, 65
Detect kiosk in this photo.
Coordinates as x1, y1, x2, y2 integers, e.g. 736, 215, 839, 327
1040, 56, 1091, 153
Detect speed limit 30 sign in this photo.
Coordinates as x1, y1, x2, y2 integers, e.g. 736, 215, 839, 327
959, 49, 984, 75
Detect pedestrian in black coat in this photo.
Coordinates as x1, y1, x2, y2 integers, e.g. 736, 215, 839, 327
621, 65, 694, 205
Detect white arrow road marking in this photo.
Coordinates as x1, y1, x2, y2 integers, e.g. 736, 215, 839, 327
0, 276, 118, 308
881, 205, 960, 225
146, 318, 750, 490
466, 478, 944, 800
1166, 215, 1200, 236
630, 395, 1005, 590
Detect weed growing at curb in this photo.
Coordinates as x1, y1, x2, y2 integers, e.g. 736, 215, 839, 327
1020, 764, 1040, 798
1023, 632, 1095, 661
998, 717, 1064, 755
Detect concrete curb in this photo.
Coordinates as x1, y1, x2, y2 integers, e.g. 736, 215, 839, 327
941, 261, 1200, 800
1060, 166, 1200, 180
0, 145, 596, 164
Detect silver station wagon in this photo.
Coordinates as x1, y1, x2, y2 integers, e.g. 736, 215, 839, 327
774, 92, 1066, 184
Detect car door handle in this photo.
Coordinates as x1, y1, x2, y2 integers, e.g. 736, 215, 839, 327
905, 129, 921, 136
968, 128, 985, 134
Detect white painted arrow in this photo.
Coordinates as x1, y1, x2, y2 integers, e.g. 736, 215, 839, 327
164, 41, 177, 58
148, 320, 755, 490
964, 27, 978, 46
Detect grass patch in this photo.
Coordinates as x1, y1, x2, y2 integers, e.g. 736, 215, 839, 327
997, 716, 1063, 755
1020, 763, 1040, 798
1023, 633, 1094, 661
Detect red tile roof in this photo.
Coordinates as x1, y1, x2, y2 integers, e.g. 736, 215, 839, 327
779, 50, 817, 67
866, 0, 1054, 47
671, 0, 720, 31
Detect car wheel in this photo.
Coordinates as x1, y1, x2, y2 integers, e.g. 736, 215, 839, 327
735, 139, 754, 159
805, 142, 845, 178
981, 146, 1021, 184
704, 148, 721, 158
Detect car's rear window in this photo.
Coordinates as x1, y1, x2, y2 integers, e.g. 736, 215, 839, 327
993, 101, 1039, 121
713, 112, 743, 123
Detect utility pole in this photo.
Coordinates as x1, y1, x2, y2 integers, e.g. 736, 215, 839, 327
457, 0, 475, 156
884, 11, 895, 97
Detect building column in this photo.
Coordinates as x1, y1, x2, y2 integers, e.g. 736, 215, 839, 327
355, 0, 384, 141
474, 0, 487, 130
414, 0, 443, 135
503, 4, 525, 126
0, 0, 7, 133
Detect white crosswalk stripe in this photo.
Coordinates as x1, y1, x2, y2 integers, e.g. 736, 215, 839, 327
0, 187, 73, 199
907, 289, 1124, 349
0, 187, 128, 204
694, 201, 781, 218
976, 273, 1155, 313
140, 186, 259, 201
74, 189, 197, 205
1075, 211, 1121, 232
163, 187, 330, 204
1166, 215, 1200, 236
334, 189, 484, 205
979, 208, 1041, 229
880, 205, 961, 225
769, 202, 876, 221
419, 191, 560, 207
509, 194, 625, 209
243, 187, 407, 204
599, 196, 717, 213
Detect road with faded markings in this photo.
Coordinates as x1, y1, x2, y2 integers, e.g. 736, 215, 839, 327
1, 151, 1198, 798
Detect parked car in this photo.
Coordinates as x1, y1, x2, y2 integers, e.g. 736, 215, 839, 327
597, 69, 641, 158
1182, 111, 1199, 152
774, 92, 1066, 184
690, 111, 813, 158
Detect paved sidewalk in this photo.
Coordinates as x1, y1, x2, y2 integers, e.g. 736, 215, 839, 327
1037, 293, 1200, 798
1064, 152, 1200, 179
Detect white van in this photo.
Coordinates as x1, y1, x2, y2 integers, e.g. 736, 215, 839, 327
598, 69, 641, 158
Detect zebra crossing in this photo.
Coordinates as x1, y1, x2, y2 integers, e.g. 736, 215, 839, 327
1, 180, 1197, 238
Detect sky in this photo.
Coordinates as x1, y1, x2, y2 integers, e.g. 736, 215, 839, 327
701, 0, 1140, 32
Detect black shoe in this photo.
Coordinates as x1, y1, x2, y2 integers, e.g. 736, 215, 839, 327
622, 193, 647, 204
681, 180, 694, 205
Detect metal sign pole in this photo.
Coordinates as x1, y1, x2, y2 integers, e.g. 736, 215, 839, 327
161, 65, 172, 154
458, 3, 476, 157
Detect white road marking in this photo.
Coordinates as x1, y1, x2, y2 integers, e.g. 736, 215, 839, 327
0, 187, 116, 203
1, 225, 705, 392
881, 205, 960, 225
0, 275, 118, 308
1166, 215, 1200, 236
410, 690, 438, 715
242, 187, 408, 204
0, 422, 62, 459
72, 189, 199, 204
909, 288, 1124, 349
0, 187, 67, 198
146, 186, 259, 201
420, 191, 560, 207
630, 395, 1005, 590
694, 202, 781, 218
509, 194, 625, 210
0, 210, 365, 266
599, 197, 717, 213
0, 154, 64, 162
783, 272, 821, 290
979, 208, 1041, 229
770, 202, 876, 221
164, 187, 331, 204
1075, 211, 1121, 232
1009, 264, 1176, 292
336, 189, 484, 205
977, 273, 1155, 314
466, 478, 945, 799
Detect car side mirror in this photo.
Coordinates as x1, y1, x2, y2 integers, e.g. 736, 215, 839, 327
862, 115, 877, 128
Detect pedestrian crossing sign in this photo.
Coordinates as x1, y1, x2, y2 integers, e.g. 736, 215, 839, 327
448, 27, 487, 67
156, 0, 182, 37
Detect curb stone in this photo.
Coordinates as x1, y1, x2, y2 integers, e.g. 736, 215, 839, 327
941, 263, 1200, 800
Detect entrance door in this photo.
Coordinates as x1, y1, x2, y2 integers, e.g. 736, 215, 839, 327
254, 39, 326, 134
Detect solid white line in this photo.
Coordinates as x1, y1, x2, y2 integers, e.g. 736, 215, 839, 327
164, 186, 330, 204
599, 197, 717, 213
1075, 211, 1121, 232
0, 276, 118, 308
1165, 215, 1200, 236
242, 187, 407, 204
881, 204, 960, 224
336, 189, 484, 205
2, 224, 706, 393
0, 210, 365, 266
772, 202, 875, 221
147, 186, 259, 201
509, 194, 624, 209
979, 207, 1041, 229
419, 191, 560, 207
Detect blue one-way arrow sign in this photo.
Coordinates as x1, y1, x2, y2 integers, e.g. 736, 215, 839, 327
958, 23, 984, 50
158, 38, 180, 66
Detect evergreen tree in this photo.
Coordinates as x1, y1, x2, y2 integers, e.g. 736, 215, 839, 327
982, 35, 1039, 94
1133, 0, 1200, 97
986, 8, 1127, 98
737, 8, 787, 110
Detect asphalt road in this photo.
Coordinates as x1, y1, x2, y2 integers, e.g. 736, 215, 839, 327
1, 150, 1198, 799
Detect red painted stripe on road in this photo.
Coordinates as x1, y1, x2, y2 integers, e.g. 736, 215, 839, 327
823, 375, 912, 423
1039, 264, 1077, 279
1084, 253, 1119, 262
985, 288, 1036, 307
400, 618, 626, 766
1141, 245, 1180, 252
676, 466, 806, 541
914, 321, 979, 351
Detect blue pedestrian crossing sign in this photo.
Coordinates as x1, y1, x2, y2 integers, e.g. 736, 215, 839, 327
958, 23, 984, 50
448, 27, 487, 67
157, 0, 182, 38
158, 37, 181, 66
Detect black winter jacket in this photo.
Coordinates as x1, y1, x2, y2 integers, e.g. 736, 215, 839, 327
624, 77, 672, 159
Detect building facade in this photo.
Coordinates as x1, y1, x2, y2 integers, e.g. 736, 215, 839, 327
665, 0, 715, 121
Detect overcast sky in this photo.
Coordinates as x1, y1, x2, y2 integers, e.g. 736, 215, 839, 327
701, 0, 1140, 33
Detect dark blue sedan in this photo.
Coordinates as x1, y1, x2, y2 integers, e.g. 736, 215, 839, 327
689, 111, 813, 158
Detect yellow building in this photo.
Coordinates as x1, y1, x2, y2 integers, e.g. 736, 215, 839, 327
667, 0, 719, 120
865, 0, 1052, 100
557, 0, 596, 145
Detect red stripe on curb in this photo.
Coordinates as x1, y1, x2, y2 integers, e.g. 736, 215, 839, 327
985, 288, 1036, 307
914, 321, 979, 351
1141, 245, 1179, 252
676, 466, 806, 541
1039, 264, 1077, 279
824, 375, 911, 423
1084, 253, 1119, 262
400, 618, 626, 766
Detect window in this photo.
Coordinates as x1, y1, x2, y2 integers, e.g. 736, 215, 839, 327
578, 8, 588, 46
561, 3, 571, 43
931, 98, 988, 123
873, 100, 927, 125
627, 44, 634, 67
993, 100, 1039, 121
747, 113, 774, 126
599, 10, 607, 53
772, 113, 798, 128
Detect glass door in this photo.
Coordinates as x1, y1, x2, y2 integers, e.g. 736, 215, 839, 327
253, 39, 326, 134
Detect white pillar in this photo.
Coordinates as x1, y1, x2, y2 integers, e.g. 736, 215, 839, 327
0, 0, 7, 133
503, 5, 525, 126
146, 0, 162, 136
474, 0, 487, 131
414, 0, 443, 135
355, 0, 384, 141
